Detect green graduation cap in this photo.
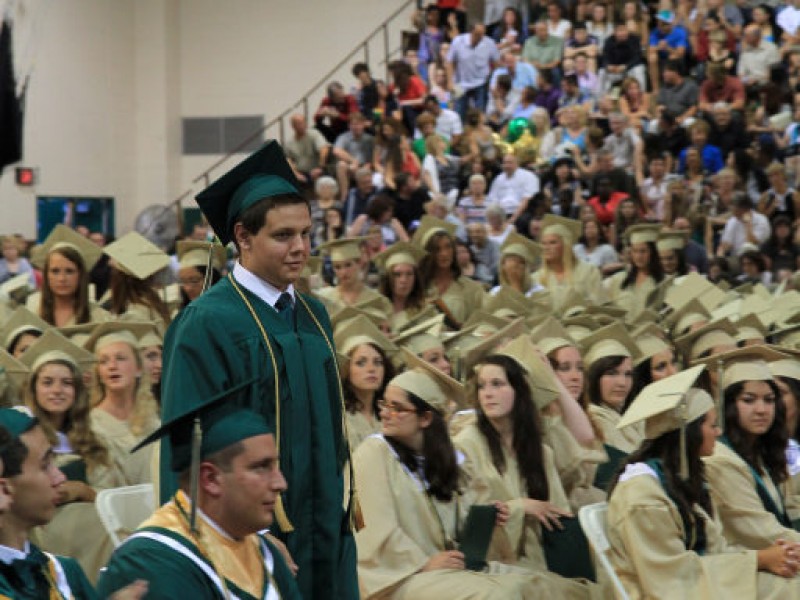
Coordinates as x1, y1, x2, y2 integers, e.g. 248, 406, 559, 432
0, 406, 37, 438
195, 141, 302, 246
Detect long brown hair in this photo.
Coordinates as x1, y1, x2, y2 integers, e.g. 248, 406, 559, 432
109, 268, 171, 325
379, 262, 426, 311
40, 248, 91, 325
26, 359, 110, 471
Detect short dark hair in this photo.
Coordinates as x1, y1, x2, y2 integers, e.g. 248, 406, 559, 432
234, 194, 310, 252
664, 60, 684, 76
732, 191, 752, 210
366, 194, 395, 221
178, 440, 246, 488
0, 426, 29, 478
351, 62, 370, 77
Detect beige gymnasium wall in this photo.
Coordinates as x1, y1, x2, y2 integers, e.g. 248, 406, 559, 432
0, 0, 413, 239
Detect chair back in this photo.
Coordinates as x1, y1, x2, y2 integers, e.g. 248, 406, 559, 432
96, 484, 155, 547
578, 502, 631, 600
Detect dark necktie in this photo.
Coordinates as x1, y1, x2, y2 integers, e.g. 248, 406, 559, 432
275, 292, 295, 328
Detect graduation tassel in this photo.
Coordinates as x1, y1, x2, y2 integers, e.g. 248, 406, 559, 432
189, 417, 202, 534
202, 241, 216, 293
717, 361, 725, 434
679, 399, 689, 480
274, 494, 294, 532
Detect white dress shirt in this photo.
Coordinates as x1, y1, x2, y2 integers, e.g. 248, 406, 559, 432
232, 262, 295, 311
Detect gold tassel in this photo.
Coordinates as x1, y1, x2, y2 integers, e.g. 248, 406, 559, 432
351, 491, 365, 532
274, 494, 294, 532
717, 361, 725, 434
189, 417, 202, 533
679, 400, 689, 480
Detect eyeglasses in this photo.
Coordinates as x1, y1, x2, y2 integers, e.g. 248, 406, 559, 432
376, 399, 418, 417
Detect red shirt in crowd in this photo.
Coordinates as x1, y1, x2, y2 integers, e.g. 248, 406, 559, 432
587, 192, 630, 225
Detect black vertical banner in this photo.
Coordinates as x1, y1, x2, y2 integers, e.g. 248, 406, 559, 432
0, 18, 23, 175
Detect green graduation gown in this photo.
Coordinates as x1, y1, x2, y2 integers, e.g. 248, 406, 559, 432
0, 543, 97, 600
159, 275, 358, 600
97, 493, 300, 600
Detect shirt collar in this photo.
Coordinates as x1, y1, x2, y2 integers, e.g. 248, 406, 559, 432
0, 541, 30, 564
232, 262, 295, 310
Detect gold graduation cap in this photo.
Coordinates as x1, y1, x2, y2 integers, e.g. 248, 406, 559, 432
541, 214, 581, 245
411, 215, 457, 249
482, 287, 532, 319
83, 321, 154, 354
104, 232, 170, 280
462, 310, 513, 332
626, 308, 660, 327
372, 242, 426, 271
18, 329, 96, 374
734, 313, 768, 345
1, 307, 50, 353
563, 315, 598, 341
391, 347, 465, 413
529, 316, 576, 357
333, 314, 397, 358
137, 323, 164, 349
0, 273, 33, 305
394, 305, 439, 334
331, 306, 386, 332
617, 365, 711, 478
632, 323, 671, 367
0, 348, 30, 390
177, 240, 227, 271
556, 288, 589, 319
317, 237, 366, 263
500, 232, 541, 265
674, 318, 738, 362
461, 318, 527, 376
194, 141, 301, 246
665, 273, 726, 313
495, 335, 561, 409
392, 314, 445, 356
32, 225, 103, 272
625, 224, 661, 245
579, 322, 639, 370
662, 298, 710, 339
655, 230, 688, 252
769, 354, 800, 383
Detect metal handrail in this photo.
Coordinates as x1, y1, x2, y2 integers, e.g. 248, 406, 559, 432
177, 0, 415, 203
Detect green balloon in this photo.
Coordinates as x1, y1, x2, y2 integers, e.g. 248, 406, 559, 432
507, 117, 529, 143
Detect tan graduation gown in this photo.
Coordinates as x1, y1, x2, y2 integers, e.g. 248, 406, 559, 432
345, 410, 380, 452
542, 415, 608, 510
703, 441, 800, 548
454, 425, 597, 599
26, 293, 109, 325
602, 272, 657, 316
353, 434, 557, 600
532, 260, 607, 310
608, 465, 800, 599
587, 404, 644, 454
426, 276, 485, 326
89, 408, 159, 486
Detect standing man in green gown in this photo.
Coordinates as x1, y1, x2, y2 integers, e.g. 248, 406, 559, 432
159, 141, 359, 599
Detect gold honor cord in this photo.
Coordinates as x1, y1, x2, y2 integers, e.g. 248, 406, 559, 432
42, 558, 70, 600
226, 273, 362, 532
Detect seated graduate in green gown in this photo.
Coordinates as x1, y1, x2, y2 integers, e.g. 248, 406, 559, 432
0, 407, 99, 600
98, 380, 301, 600
160, 141, 358, 599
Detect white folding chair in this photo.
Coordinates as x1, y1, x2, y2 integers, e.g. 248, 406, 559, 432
578, 502, 631, 600
96, 484, 155, 547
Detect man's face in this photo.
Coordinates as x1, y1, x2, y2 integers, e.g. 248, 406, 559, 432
467, 224, 487, 246
650, 158, 665, 178
536, 22, 548, 41
291, 116, 306, 136
190, 225, 208, 241
350, 118, 366, 137
503, 53, 517, 70
424, 99, 440, 115
598, 179, 612, 200
673, 217, 691, 231
236, 203, 312, 291
8, 427, 65, 529
614, 24, 629, 41
713, 108, 731, 128
330, 86, 345, 103
691, 128, 708, 147
610, 117, 625, 135
502, 154, 517, 175
471, 24, 485, 45
658, 20, 673, 34
575, 55, 587, 73
356, 173, 373, 193
217, 434, 287, 537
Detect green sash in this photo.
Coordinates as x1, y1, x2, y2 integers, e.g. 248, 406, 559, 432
718, 435, 792, 529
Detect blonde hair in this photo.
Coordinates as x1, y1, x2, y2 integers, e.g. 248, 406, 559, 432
91, 341, 159, 437
537, 229, 576, 288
